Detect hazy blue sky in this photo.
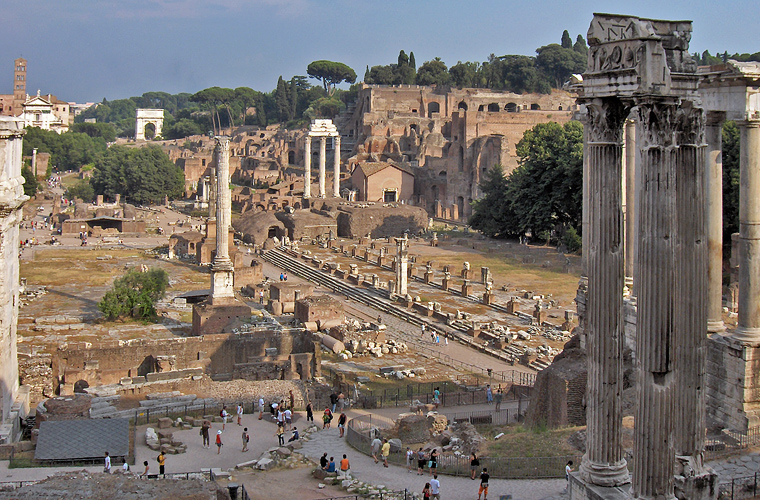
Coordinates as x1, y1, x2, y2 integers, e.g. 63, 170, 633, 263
2, 0, 757, 103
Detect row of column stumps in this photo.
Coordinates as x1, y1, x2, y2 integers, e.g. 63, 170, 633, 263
303, 119, 340, 199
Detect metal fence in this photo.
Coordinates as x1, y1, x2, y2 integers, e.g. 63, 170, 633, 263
718, 473, 760, 499
359, 380, 532, 409
345, 414, 579, 479
307, 491, 411, 500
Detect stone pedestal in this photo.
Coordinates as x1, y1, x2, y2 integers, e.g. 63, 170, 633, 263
483, 292, 494, 305
424, 270, 434, 284
506, 299, 518, 314
461, 281, 472, 298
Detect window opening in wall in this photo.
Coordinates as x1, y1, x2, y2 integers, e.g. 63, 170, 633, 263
487, 103, 500, 112
505, 102, 517, 112
428, 102, 440, 116
531, 103, 540, 110
458, 101, 468, 111
478, 105, 485, 112
383, 190, 397, 202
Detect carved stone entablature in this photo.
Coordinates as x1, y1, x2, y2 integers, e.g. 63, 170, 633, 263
583, 14, 698, 99
582, 98, 632, 144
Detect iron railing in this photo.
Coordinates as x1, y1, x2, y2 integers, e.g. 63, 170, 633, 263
718, 473, 760, 499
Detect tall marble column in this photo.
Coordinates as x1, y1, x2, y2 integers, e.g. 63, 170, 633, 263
333, 135, 341, 197
734, 120, 760, 341
579, 98, 630, 488
395, 234, 409, 296
304, 136, 312, 198
319, 136, 327, 198
705, 112, 725, 333
624, 119, 636, 292
211, 136, 234, 303
672, 104, 710, 496
633, 100, 678, 499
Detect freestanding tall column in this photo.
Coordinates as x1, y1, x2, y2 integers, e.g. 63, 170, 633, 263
579, 98, 630, 488
304, 136, 312, 198
705, 112, 726, 333
333, 135, 341, 197
319, 136, 327, 198
734, 120, 760, 341
210, 136, 234, 303
624, 119, 636, 292
395, 234, 409, 296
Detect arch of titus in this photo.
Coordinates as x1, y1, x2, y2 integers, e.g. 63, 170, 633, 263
135, 108, 164, 141
303, 119, 340, 199
571, 14, 717, 500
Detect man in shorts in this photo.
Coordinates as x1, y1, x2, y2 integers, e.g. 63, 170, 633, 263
430, 473, 441, 499
478, 468, 490, 500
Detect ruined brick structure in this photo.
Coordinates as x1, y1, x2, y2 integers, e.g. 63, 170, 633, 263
341, 85, 577, 220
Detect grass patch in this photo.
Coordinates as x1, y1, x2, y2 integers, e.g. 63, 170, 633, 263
21, 248, 145, 287
480, 423, 581, 458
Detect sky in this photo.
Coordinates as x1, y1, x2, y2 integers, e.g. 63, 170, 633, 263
2, 0, 758, 103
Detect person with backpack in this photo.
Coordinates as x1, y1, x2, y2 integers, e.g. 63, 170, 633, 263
156, 451, 166, 475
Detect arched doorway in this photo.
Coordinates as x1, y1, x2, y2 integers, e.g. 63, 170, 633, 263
458, 101, 468, 111
457, 197, 465, 220
428, 102, 440, 117
74, 380, 90, 393
487, 103, 500, 112
530, 103, 541, 110
505, 102, 518, 112
268, 226, 280, 238
288, 150, 295, 164
143, 122, 156, 140
431, 185, 439, 201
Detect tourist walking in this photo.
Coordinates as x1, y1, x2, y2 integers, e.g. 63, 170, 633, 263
339, 454, 351, 478
221, 406, 229, 430
470, 452, 480, 480
104, 451, 111, 473
337, 392, 345, 412
421, 323, 426, 339
478, 468, 490, 500
371, 436, 382, 464
289, 389, 295, 410
381, 438, 390, 467
258, 397, 265, 420
422, 482, 431, 500
433, 387, 441, 409
323, 408, 333, 429
242, 427, 249, 452
338, 412, 347, 437
495, 387, 503, 411
486, 384, 493, 405
417, 448, 427, 475
306, 400, 314, 422
215, 430, 224, 454
566, 460, 574, 489
284, 407, 292, 430
201, 419, 211, 448
157, 451, 166, 475
430, 474, 441, 499
406, 447, 415, 473
329, 393, 338, 413
237, 403, 244, 426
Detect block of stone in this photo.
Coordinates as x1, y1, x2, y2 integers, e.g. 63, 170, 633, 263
157, 417, 173, 429
257, 458, 274, 470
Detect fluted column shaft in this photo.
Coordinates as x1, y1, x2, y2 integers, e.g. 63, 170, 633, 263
624, 119, 637, 290
333, 136, 341, 197
304, 136, 312, 198
633, 101, 678, 500
736, 121, 760, 340
319, 136, 327, 198
705, 115, 725, 333
579, 99, 630, 488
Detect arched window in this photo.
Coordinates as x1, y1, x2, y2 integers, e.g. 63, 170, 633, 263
457, 101, 468, 111
530, 103, 540, 110
428, 102, 440, 116
487, 103, 500, 112
505, 102, 518, 112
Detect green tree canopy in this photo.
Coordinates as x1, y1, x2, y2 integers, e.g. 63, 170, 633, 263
22, 127, 107, 172
98, 268, 168, 321
21, 166, 38, 197
307, 60, 357, 95
535, 43, 586, 88
90, 145, 184, 205
416, 58, 451, 86
561, 30, 573, 49
469, 121, 583, 242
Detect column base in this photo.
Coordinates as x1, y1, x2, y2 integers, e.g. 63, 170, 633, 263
570, 471, 632, 500
707, 320, 726, 333
580, 456, 630, 488
732, 326, 760, 343
674, 457, 717, 500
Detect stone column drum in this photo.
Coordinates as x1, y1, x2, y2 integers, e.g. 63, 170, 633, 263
304, 136, 312, 198
579, 98, 630, 488
319, 136, 327, 198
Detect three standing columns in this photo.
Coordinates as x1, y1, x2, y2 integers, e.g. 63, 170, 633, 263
579, 98, 630, 488
735, 120, 760, 341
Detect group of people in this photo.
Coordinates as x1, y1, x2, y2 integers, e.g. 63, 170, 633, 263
484, 384, 505, 410
420, 324, 448, 346
320, 452, 351, 478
